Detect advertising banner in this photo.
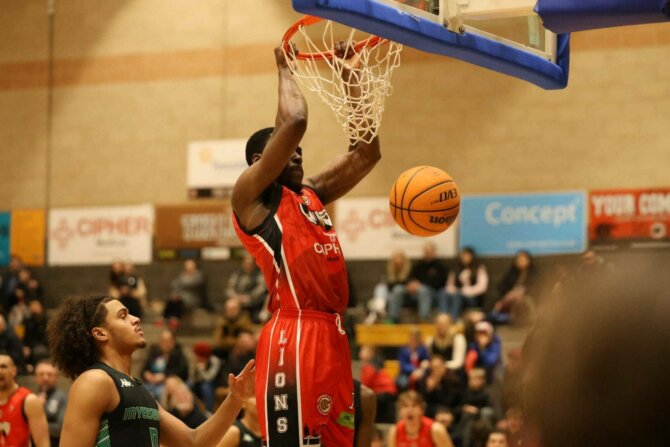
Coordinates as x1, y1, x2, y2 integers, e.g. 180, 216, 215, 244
154, 202, 240, 251
335, 197, 458, 260
10, 209, 46, 266
187, 139, 247, 196
459, 191, 586, 256
48, 205, 153, 266
0, 212, 9, 266
589, 188, 670, 248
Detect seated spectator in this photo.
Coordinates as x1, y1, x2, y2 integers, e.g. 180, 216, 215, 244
388, 242, 448, 322
426, 313, 467, 373
118, 279, 143, 319
417, 355, 463, 417
22, 299, 49, 368
438, 247, 489, 321
486, 430, 509, 447
455, 368, 495, 447
488, 251, 537, 325
435, 407, 458, 446
216, 397, 262, 447
0, 314, 26, 374
16, 268, 44, 304
396, 328, 431, 391
225, 331, 257, 379
465, 322, 501, 384
191, 341, 223, 413
142, 330, 189, 400
122, 262, 149, 310
495, 407, 523, 447
359, 345, 397, 423
171, 259, 208, 311
7, 289, 30, 336
213, 297, 254, 359
0, 255, 23, 313
225, 253, 267, 322
34, 360, 67, 447
366, 250, 412, 324
164, 376, 209, 428
387, 390, 453, 447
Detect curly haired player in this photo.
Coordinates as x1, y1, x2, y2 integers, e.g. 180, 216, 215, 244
48, 295, 255, 447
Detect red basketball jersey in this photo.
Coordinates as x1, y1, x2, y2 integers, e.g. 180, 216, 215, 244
0, 386, 32, 447
233, 185, 349, 313
396, 416, 436, 447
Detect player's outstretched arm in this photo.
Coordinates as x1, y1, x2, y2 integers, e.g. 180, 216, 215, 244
60, 370, 117, 447
160, 359, 255, 447
305, 41, 381, 205
24, 394, 50, 447
232, 46, 307, 230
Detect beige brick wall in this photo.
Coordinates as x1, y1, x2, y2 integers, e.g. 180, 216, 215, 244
0, 1, 668, 209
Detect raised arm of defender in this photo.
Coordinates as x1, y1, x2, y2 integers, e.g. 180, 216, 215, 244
232, 47, 307, 230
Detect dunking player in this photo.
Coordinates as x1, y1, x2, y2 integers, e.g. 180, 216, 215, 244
48, 295, 255, 447
232, 43, 381, 446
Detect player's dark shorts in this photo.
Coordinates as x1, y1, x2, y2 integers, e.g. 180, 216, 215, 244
256, 308, 354, 447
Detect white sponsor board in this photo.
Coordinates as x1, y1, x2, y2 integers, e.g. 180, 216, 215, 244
48, 205, 153, 266
187, 139, 247, 189
335, 197, 458, 260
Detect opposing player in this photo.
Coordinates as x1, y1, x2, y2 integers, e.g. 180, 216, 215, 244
48, 295, 255, 447
232, 42, 382, 446
0, 353, 50, 447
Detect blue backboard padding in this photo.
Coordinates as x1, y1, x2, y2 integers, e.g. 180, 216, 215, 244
292, 0, 570, 89
536, 0, 669, 34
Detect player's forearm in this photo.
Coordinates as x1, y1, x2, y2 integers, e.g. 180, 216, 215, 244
275, 68, 307, 129
192, 394, 244, 447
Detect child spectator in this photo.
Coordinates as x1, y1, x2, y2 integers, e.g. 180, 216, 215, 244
465, 322, 501, 383
396, 328, 430, 391
359, 345, 397, 423
456, 368, 494, 447
417, 355, 463, 417
191, 341, 223, 413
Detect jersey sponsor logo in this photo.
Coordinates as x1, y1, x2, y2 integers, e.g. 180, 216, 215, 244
299, 204, 333, 231
122, 406, 160, 422
120, 378, 133, 388
336, 411, 355, 429
317, 394, 333, 416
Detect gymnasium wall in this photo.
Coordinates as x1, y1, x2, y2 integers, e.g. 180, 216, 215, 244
1, 0, 669, 211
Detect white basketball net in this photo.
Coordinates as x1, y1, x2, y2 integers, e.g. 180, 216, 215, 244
283, 20, 402, 144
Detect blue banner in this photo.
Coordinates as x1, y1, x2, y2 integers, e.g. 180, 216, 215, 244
0, 212, 9, 266
459, 192, 586, 256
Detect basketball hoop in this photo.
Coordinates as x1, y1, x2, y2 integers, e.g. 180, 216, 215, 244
282, 16, 402, 144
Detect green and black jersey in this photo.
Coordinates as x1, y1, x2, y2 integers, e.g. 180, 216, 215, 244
91, 363, 160, 447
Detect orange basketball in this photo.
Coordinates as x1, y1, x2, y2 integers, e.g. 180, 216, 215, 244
389, 166, 460, 237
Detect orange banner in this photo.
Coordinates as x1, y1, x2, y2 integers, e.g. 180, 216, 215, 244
10, 209, 46, 266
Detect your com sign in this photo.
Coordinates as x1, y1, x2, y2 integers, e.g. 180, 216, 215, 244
459, 192, 586, 256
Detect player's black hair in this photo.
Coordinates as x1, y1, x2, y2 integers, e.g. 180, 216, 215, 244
245, 127, 274, 166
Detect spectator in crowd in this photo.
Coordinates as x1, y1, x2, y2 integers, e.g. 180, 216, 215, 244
224, 331, 257, 381
417, 354, 463, 417
34, 360, 67, 447
388, 242, 448, 322
191, 341, 223, 413
213, 297, 254, 359
0, 255, 23, 312
171, 259, 208, 311
456, 368, 494, 447
122, 262, 149, 309
142, 330, 189, 400
465, 321, 501, 384
0, 352, 49, 447
396, 328, 430, 391
225, 253, 267, 322
486, 431, 508, 447
22, 299, 49, 369
439, 248, 489, 321
366, 250, 412, 324
7, 288, 30, 336
425, 313, 467, 373
359, 345, 397, 423
164, 376, 209, 429
488, 251, 537, 325
496, 407, 522, 447
387, 390, 453, 447
108, 260, 125, 295
0, 314, 26, 374
15, 268, 44, 304
118, 279, 143, 319
435, 407, 458, 446
216, 396, 262, 447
